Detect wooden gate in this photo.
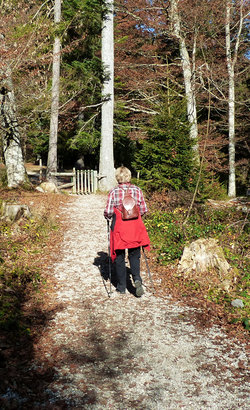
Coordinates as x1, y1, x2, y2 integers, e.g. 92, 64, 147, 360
74, 169, 98, 194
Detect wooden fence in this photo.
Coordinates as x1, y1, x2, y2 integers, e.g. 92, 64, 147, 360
27, 165, 98, 194
50, 168, 98, 194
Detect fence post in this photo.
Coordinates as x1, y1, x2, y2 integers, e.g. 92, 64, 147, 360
83, 170, 86, 194
80, 170, 84, 194
77, 170, 80, 194
39, 158, 43, 182
72, 168, 76, 194
90, 170, 94, 193
87, 170, 90, 193
93, 170, 98, 193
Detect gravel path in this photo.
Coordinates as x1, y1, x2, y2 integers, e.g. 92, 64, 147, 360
34, 195, 249, 409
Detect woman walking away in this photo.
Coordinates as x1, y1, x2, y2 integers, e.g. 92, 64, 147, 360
104, 166, 150, 296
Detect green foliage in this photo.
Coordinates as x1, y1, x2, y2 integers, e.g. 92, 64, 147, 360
12, 22, 36, 39
133, 99, 194, 192
68, 129, 100, 154
146, 201, 249, 325
62, 0, 103, 59
27, 128, 50, 159
145, 207, 228, 264
198, 177, 228, 201
63, 0, 103, 30
242, 318, 249, 330
187, 166, 229, 201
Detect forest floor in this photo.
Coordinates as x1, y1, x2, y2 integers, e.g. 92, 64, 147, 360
0, 193, 249, 409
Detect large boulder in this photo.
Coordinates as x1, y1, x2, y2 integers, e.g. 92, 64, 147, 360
36, 181, 58, 193
178, 238, 236, 292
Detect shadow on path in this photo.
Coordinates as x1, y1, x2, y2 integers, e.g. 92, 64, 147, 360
93, 252, 136, 297
0, 299, 66, 409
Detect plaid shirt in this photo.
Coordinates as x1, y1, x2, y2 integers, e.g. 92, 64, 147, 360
104, 183, 148, 219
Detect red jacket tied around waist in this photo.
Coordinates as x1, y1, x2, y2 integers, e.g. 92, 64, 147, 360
110, 208, 150, 262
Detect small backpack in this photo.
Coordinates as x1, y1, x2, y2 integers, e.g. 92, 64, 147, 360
121, 188, 139, 220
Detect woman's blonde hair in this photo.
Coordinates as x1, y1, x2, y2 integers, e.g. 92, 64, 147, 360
115, 166, 131, 183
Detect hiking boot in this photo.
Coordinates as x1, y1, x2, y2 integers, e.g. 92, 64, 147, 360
134, 280, 144, 297
115, 289, 126, 295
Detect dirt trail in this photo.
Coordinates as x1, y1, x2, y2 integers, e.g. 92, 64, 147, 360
32, 195, 249, 409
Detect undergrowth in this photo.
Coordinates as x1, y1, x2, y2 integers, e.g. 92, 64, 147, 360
0, 197, 59, 333
146, 191, 249, 330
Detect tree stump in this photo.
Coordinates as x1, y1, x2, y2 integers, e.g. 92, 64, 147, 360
178, 238, 236, 292
1, 202, 31, 222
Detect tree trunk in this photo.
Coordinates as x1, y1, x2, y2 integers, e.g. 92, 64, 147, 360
99, 0, 116, 191
0, 64, 26, 188
46, 0, 61, 181
225, 0, 239, 198
227, 64, 236, 198
170, 0, 200, 164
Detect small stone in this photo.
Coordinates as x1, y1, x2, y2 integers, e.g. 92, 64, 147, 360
35, 186, 44, 193
231, 299, 244, 308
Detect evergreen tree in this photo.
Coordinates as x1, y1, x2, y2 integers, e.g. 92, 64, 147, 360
134, 98, 194, 192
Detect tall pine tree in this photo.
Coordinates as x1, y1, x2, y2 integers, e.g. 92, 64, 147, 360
134, 97, 194, 192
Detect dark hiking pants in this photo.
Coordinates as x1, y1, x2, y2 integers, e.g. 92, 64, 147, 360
115, 247, 142, 293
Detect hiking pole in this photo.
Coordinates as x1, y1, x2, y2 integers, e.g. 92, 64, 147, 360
142, 247, 155, 293
107, 220, 112, 297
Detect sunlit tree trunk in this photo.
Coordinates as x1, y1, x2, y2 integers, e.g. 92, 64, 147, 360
99, 0, 116, 191
0, 35, 26, 188
225, 0, 244, 197
46, 0, 61, 181
170, 0, 199, 164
